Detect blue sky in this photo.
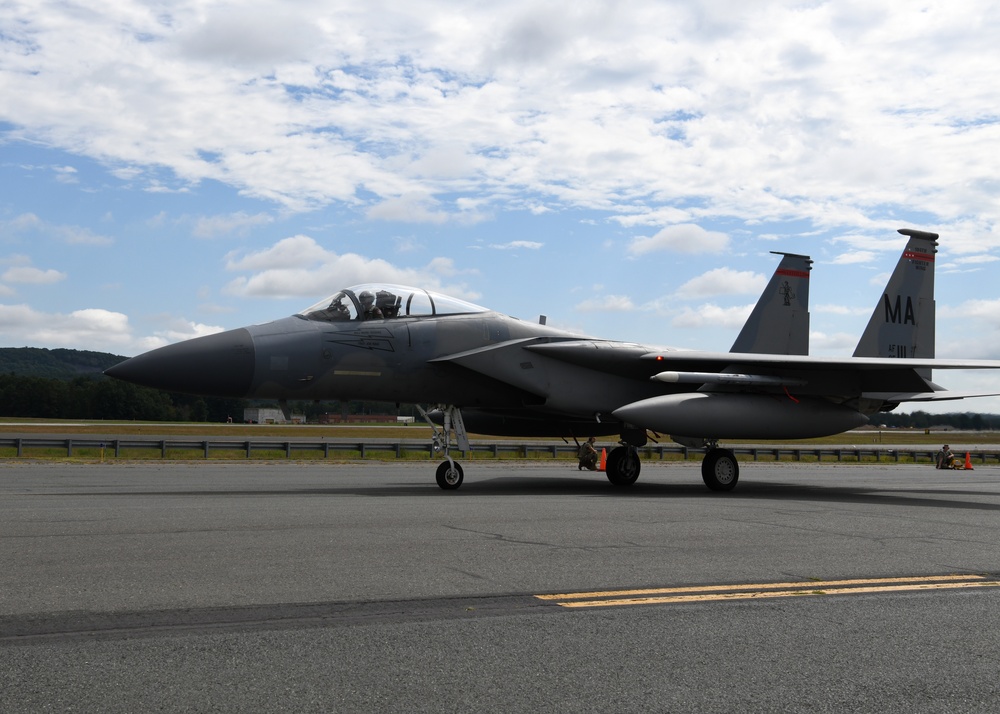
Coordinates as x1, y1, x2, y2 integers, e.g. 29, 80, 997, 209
3, 0, 1000, 413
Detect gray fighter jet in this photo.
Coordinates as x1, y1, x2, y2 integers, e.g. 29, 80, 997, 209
105, 229, 1000, 491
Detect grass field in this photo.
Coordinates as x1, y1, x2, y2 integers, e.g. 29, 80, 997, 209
2, 417, 998, 446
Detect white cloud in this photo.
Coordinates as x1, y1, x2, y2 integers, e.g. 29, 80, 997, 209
868, 271, 892, 287
367, 193, 491, 225
2, 266, 66, 285
669, 303, 753, 330
0, 214, 113, 246
629, 225, 730, 255
814, 304, 870, 316
366, 195, 453, 225
193, 212, 274, 239
0, 0, 994, 235
952, 254, 1000, 265
177, 5, 325, 67
490, 241, 543, 250
147, 319, 227, 349
53, 165, 78, 183
672, 268, 766, 299
223, 235, 478, 300
0, 304, 133, 350
941, 298, 1000, 328
224, 235, 331, 272
810, 330, 861, 355
831, 250, 877, 265
574, 294, 635, 313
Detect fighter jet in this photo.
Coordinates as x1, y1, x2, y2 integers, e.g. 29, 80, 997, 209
105, 228, 1000, 491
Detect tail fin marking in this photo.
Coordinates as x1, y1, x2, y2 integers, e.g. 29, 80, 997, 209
853, 229, 938, 380
730, 252, 812, 355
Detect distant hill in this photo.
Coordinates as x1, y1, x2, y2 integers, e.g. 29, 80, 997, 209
0, 347, 127, 380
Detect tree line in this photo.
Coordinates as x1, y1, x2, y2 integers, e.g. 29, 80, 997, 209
0, 374, 245, 422
0, 373, 416, 423
0, 348, 420, 422
876, 410, 1000, 431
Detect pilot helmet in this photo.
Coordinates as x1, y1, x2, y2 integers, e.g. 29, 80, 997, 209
358, 291, 374, 306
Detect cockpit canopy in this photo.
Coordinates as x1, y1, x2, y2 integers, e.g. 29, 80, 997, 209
298, 284, 489, 322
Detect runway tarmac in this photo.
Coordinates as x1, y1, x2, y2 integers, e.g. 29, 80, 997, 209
2, 459, 999, 712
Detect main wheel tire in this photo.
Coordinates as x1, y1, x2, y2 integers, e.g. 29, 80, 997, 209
605, 446, 641, 487
436, 461, 464, 490
701, 449, 739, 491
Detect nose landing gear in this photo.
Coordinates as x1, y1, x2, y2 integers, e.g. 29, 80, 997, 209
418, 405, 470, 490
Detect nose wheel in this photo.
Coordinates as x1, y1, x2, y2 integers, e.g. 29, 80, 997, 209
436, 460, 464, 490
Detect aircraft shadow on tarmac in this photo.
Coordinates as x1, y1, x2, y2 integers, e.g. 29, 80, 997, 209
434, 476, 1000, 512
77, 475, 1000, 512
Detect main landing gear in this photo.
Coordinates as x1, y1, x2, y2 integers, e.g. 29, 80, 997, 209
670, 435, 740, 492
605, 445, 641, 487
701, 445, 739, 491
604, 441, 739, 491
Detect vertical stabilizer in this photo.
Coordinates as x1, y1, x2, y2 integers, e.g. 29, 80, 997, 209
853, 229, 937, 377
730, 252, 812, 355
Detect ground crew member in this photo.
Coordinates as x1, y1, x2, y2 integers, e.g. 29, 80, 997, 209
578, 436, 599, 471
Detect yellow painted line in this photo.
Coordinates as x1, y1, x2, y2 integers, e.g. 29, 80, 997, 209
555, 579, 1000, 608
536, 574, 1000, 608
536, 574, 986, 602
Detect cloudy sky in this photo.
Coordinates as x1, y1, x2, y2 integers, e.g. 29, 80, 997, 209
3, 0, 1000, 412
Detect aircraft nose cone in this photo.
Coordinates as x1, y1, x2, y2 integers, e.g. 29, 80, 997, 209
104, 328, 255, 398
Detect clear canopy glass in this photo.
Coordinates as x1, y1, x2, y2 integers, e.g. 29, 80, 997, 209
298, 284, 488, 322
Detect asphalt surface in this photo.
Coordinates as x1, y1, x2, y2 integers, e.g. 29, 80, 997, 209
2, 459, 999, 712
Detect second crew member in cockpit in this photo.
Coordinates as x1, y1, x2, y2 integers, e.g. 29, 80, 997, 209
358, 291, 383, 320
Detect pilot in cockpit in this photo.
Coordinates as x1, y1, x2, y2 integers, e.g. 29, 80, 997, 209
324, 297, 350, 321
358, 291, 383, 320
377, 290, 400, 318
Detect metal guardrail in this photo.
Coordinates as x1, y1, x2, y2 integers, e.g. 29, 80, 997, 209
1, 437, 999, 464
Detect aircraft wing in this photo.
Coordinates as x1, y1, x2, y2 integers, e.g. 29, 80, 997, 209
525, 342, 1000, 372
521, 342, 1000, 402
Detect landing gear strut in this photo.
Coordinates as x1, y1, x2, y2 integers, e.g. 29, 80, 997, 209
418, 405, 469, 490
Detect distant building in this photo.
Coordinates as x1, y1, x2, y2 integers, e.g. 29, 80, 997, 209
243, 407, 305, 424
317, 413, 407, 424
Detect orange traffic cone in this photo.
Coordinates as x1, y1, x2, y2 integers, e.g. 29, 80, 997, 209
965, 452, 974, 470
598, 448, 607, 472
